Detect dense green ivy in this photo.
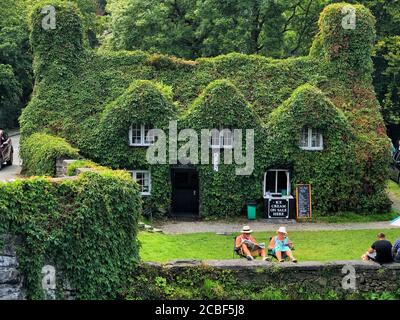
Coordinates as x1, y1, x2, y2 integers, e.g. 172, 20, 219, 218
266, 84, 361, 213
310, 3, 376, 82
181, 80, 268, 217
20, 132, 80, 176
0, 170, 141, 299
20, 2, 390, 216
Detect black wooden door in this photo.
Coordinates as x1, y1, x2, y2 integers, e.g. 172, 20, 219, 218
171, 169, 199, 215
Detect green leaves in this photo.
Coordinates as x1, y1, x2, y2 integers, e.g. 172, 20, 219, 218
0, 170, 141, 300
20, 133, 80, 176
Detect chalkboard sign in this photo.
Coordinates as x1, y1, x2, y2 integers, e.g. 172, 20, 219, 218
268, 199, 289, 219
296, 184, 312, 220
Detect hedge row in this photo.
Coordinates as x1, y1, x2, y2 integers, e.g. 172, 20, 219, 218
20, 132, 80, 176
0, 169, 142, 299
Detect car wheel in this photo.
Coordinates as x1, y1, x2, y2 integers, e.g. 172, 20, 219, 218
6, 152, 13, 166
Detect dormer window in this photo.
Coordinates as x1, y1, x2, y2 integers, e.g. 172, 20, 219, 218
129, 124, 155, 146
210, 128, 233, 149
300, 127, 323, 151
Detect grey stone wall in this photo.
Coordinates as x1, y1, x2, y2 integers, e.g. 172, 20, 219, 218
0, 235, 25, 300
1, 245, 400, 299
55, 159, 77, 177
146, 259, 400, 294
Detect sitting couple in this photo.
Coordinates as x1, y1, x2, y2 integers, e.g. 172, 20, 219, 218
235, 226, 297, 263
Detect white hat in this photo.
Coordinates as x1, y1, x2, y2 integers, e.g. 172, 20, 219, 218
241, 226, 253, 234
277, 226, 287, 234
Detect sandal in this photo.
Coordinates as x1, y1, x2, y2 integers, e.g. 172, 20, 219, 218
279, 259, 284, 262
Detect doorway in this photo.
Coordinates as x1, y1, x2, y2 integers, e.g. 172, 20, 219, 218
171, 168, 199, 217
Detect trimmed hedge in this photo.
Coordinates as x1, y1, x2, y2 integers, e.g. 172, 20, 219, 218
20, 132, 80, 176
20, 2, 391, 216
0, 169, 141, 299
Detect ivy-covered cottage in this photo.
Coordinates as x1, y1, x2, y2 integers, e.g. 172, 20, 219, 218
21, 2, 391, 219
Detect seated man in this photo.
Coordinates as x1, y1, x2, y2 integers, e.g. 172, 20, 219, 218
362, 233, 393, 263
392, 238, 400, 263
235, 226, 269, 261
268, 227, 297, 263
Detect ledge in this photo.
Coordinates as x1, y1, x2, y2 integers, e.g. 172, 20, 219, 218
146, 259, 400, 270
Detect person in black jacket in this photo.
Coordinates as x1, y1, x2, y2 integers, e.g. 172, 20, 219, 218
362, 233, 393, 263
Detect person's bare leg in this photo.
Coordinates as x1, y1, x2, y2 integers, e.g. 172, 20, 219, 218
286, 250, 297, 261
260, 248, 266, 259
241, 244, 251, 256
276, 251, 283, 261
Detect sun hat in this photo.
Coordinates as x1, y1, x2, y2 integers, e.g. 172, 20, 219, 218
277, 226, 287, 234
241, 226, 253, 233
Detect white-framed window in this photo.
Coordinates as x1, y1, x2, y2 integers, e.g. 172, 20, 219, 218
210, 128, 233, 149
300, 127, 323, 151
131, 170, 151, 196
263, 169, 291, 198
129, 124, 155, 146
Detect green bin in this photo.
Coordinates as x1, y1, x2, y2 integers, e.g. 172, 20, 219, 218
246, 201, 257, 220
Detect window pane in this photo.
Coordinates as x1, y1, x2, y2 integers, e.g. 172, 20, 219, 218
277, 171, 288, 195
300, 127, 309, 147
143, 172, 150, 193
222, 129, 233, 147
311, 130, 318, 147
144, 125, 155, 144
265, 171, 277, 194
132, 124, 142, 144
210, 129, 220, 147
133, 171, 150, 194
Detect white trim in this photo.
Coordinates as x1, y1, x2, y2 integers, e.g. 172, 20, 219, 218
129, 124, 154, 147
263, 169, 291, 198
300, 127, 323, 151
209, 128, 233, 149
130, 170, 151, 196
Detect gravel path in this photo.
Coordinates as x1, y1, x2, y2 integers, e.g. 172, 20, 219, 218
156, 219, 396, 234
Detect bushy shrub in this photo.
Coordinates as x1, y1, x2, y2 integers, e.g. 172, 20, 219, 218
0, 169, 141, 299
20, 132, 80, 176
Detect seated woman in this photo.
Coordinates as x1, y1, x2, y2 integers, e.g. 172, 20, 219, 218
268, 227, 297, 263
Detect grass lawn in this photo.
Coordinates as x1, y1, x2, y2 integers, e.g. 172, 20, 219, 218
139, 229, 400, 263
387, 180, 400, 199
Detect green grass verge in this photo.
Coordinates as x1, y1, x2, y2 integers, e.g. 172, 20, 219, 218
387, 180, 400, 199
139, 229, 400, 263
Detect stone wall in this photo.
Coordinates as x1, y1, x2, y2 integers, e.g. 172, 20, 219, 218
1, 247, 400, 299
0, 235, 25, 300
139, 259, 400, 297
55, 159, 77, 177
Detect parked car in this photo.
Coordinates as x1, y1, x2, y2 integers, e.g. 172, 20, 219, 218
0, 130, 13, 170
390, 150, 400, 184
